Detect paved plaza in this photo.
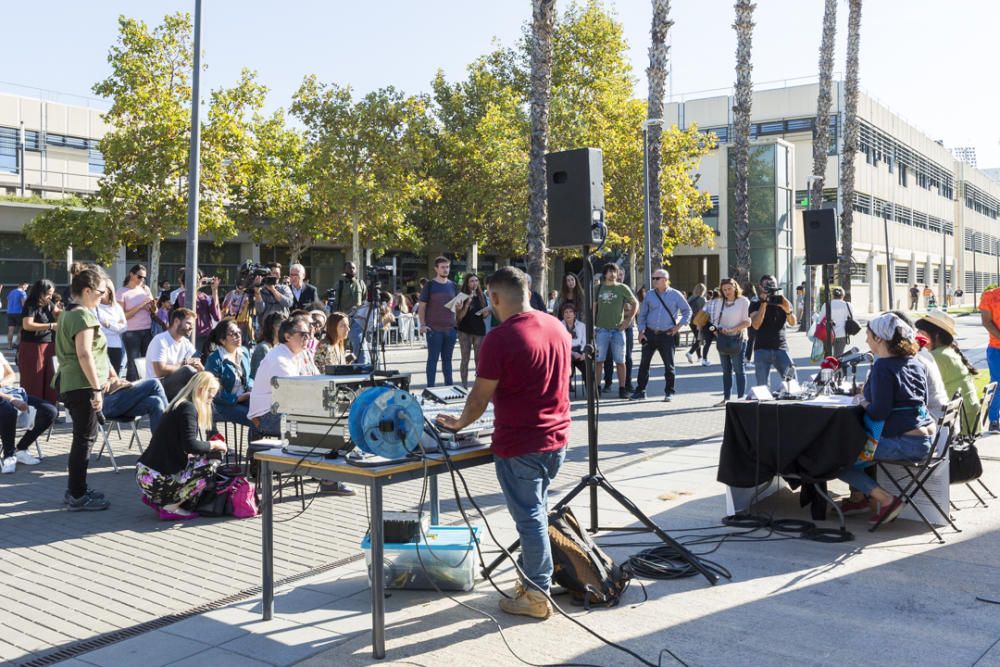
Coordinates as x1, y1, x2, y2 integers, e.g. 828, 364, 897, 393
2, 316, 1000, 666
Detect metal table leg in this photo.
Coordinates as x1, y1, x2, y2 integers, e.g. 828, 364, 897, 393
429, 474, 440, 525
370, 480, 385, 659
261, 461, 274, 621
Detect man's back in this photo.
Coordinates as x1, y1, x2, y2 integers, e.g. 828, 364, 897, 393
477, 310, 570, 458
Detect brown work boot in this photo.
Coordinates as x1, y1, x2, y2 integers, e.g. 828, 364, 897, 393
498, 581, 552, 620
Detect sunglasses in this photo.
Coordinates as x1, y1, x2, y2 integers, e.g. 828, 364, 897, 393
288, 330, 310, 338
94, 288, 107, 296
136, 274, 147, 280
226, 330, 241, 338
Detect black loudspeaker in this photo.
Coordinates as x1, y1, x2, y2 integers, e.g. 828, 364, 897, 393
546, 148, 605, 248
802, 208, 839, 265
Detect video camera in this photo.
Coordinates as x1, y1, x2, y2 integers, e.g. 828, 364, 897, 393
761, 278, 784, 305
237, 260, 277, 289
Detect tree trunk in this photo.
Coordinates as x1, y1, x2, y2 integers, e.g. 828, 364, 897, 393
807, 0, 837, 332
838, 0, 863, 302
646, 0, 672, 273
351, 210, 361, 270
149, 238, 162, 290
526, 0, 556, 296
731, 0, 755, 287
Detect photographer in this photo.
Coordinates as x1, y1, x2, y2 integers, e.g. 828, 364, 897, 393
749, 274, 797, 392
254, 263, 293, 322
175, 271, 222, 345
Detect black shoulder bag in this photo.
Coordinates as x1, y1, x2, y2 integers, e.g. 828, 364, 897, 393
844, 302, 862, 336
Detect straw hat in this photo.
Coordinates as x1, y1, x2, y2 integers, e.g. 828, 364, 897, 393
918, 310, 956, 338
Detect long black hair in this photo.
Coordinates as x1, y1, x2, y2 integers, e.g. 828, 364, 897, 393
123, 264, 147, 288
25, 279, 55, 311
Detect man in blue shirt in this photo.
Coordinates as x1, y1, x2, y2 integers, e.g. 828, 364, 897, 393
6, 281, 27, 350
632, 270, 690, 401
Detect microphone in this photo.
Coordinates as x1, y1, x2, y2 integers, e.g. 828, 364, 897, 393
838, 349, 874, 366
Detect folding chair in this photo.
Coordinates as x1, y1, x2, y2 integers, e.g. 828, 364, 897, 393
952, 381, 998, 508
93, 416, 144, 474
870, 396, 963, 543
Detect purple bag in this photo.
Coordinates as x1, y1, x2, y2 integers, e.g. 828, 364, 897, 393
223, 475, 259, 518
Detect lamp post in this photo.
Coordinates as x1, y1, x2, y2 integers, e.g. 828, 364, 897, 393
183, 0, 203, 348
642, 118, 664, 288
883, 202, 894, 310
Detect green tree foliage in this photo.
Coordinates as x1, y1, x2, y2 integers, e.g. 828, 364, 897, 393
23, 205, 117, 266
229, 109, 317, 264
291, 76, 438, 267
27, 13, 264, 282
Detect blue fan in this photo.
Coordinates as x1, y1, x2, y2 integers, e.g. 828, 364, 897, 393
348, 386, 425, 459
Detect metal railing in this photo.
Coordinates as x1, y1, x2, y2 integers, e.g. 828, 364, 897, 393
0, 167, 101, 198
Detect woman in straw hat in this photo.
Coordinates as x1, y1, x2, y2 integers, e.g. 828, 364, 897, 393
915, 310, 980, 435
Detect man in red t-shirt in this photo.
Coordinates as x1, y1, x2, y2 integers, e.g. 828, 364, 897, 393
979, 288, 1000, 430
436, 266, 570, 620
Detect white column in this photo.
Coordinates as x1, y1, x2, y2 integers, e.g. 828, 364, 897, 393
112, 245, 127, 288
867, 253, 877, 313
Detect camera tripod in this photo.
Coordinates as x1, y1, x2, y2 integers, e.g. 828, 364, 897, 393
483, 247, 719, 586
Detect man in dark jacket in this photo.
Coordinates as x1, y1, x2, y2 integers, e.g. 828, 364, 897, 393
288, 263, 318, 311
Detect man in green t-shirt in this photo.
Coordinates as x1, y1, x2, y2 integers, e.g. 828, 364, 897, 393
593, 264, 637, 399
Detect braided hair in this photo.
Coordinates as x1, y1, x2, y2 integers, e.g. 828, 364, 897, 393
914, 319, 979, 375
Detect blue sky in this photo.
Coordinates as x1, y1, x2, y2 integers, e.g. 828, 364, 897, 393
8, 1, 1000, 165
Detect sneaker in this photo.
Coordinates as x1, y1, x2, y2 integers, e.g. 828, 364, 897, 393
629, 390, 646, 400
838, 496, 870, 516
990, 421, 1000, 433
714, 399, 728, 407
65, 492, 110, 512
14, 450, 40, 465
601, 383, 611, 394
663, 394, 673, 403
618, 387, 629, 399
318, 480, 356, 496
685, 352, 695, 364
701, 358, 710, 367
1, 456, 15, 474
63, 489, 106, 505
869, 496, 904, 525
498, 582, 551, 620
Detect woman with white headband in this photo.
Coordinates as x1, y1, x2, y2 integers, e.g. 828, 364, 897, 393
836, 312, 935, 525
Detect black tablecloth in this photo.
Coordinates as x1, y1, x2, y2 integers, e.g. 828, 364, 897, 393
718, 401, 867, 488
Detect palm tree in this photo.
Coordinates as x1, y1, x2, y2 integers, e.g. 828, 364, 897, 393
807, 0, 837, 332
731, 0, 755, 287
838, 0, 863, 301
526, 0, 557, 294
646, 0, 673, 275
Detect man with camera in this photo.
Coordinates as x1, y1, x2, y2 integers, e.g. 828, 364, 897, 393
749, 274, 797, 392
333, 262, 368, 364
631, 269, 690, 402
254, 263, 293, 322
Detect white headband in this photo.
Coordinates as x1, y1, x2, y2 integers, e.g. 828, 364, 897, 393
868, 312, 915, 342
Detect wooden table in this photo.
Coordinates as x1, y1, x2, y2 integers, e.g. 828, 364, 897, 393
255, 442, 494, 659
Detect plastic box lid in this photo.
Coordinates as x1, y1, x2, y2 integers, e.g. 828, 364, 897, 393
361, 525, 480, 551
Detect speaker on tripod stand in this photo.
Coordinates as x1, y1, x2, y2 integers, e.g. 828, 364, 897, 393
803, 208, 840, 357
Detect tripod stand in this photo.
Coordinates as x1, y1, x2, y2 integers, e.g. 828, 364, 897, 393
483, 247, 719, 586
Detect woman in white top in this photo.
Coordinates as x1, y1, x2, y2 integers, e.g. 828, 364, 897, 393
704, 278, 752, 405
813, 288, 855, 356
560, 302, 587, 394
96, 280, 129, 377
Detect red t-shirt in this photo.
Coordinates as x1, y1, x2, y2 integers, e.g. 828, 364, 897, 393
477, 310, 571, 458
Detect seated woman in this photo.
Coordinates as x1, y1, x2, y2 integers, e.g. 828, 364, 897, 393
0, 354, 57, 473
205, 319, 254, 429
560, 302, 586, 392
314, 311, 355, 370
837, 313, 936, 524
251, 311, 284, 380
916, 310, 980, 434
136, 372, 228, 520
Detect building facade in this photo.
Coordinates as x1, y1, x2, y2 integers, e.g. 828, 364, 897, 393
666, 81, 1000, 313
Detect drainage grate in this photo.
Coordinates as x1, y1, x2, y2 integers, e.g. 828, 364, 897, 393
17, 553, 364, 667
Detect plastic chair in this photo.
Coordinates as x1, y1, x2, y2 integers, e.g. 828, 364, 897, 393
870, 396, 963, 543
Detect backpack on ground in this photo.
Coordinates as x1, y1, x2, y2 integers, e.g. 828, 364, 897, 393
548, 506, 630, 608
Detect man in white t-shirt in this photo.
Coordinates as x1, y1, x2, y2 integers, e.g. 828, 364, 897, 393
145, 308, 204, 400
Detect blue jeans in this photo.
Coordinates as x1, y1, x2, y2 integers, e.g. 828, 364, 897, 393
837, 433, 932, 495
214, 401, 254, 429
494, 448, 566, 592
719, 345, 747, 400
425, 328, 457, 387
988, 347, 1000, 422
594, 327, 625, 364
349, 319, 369, 366
102, 379, 168, 433
753, 348, 795, 390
